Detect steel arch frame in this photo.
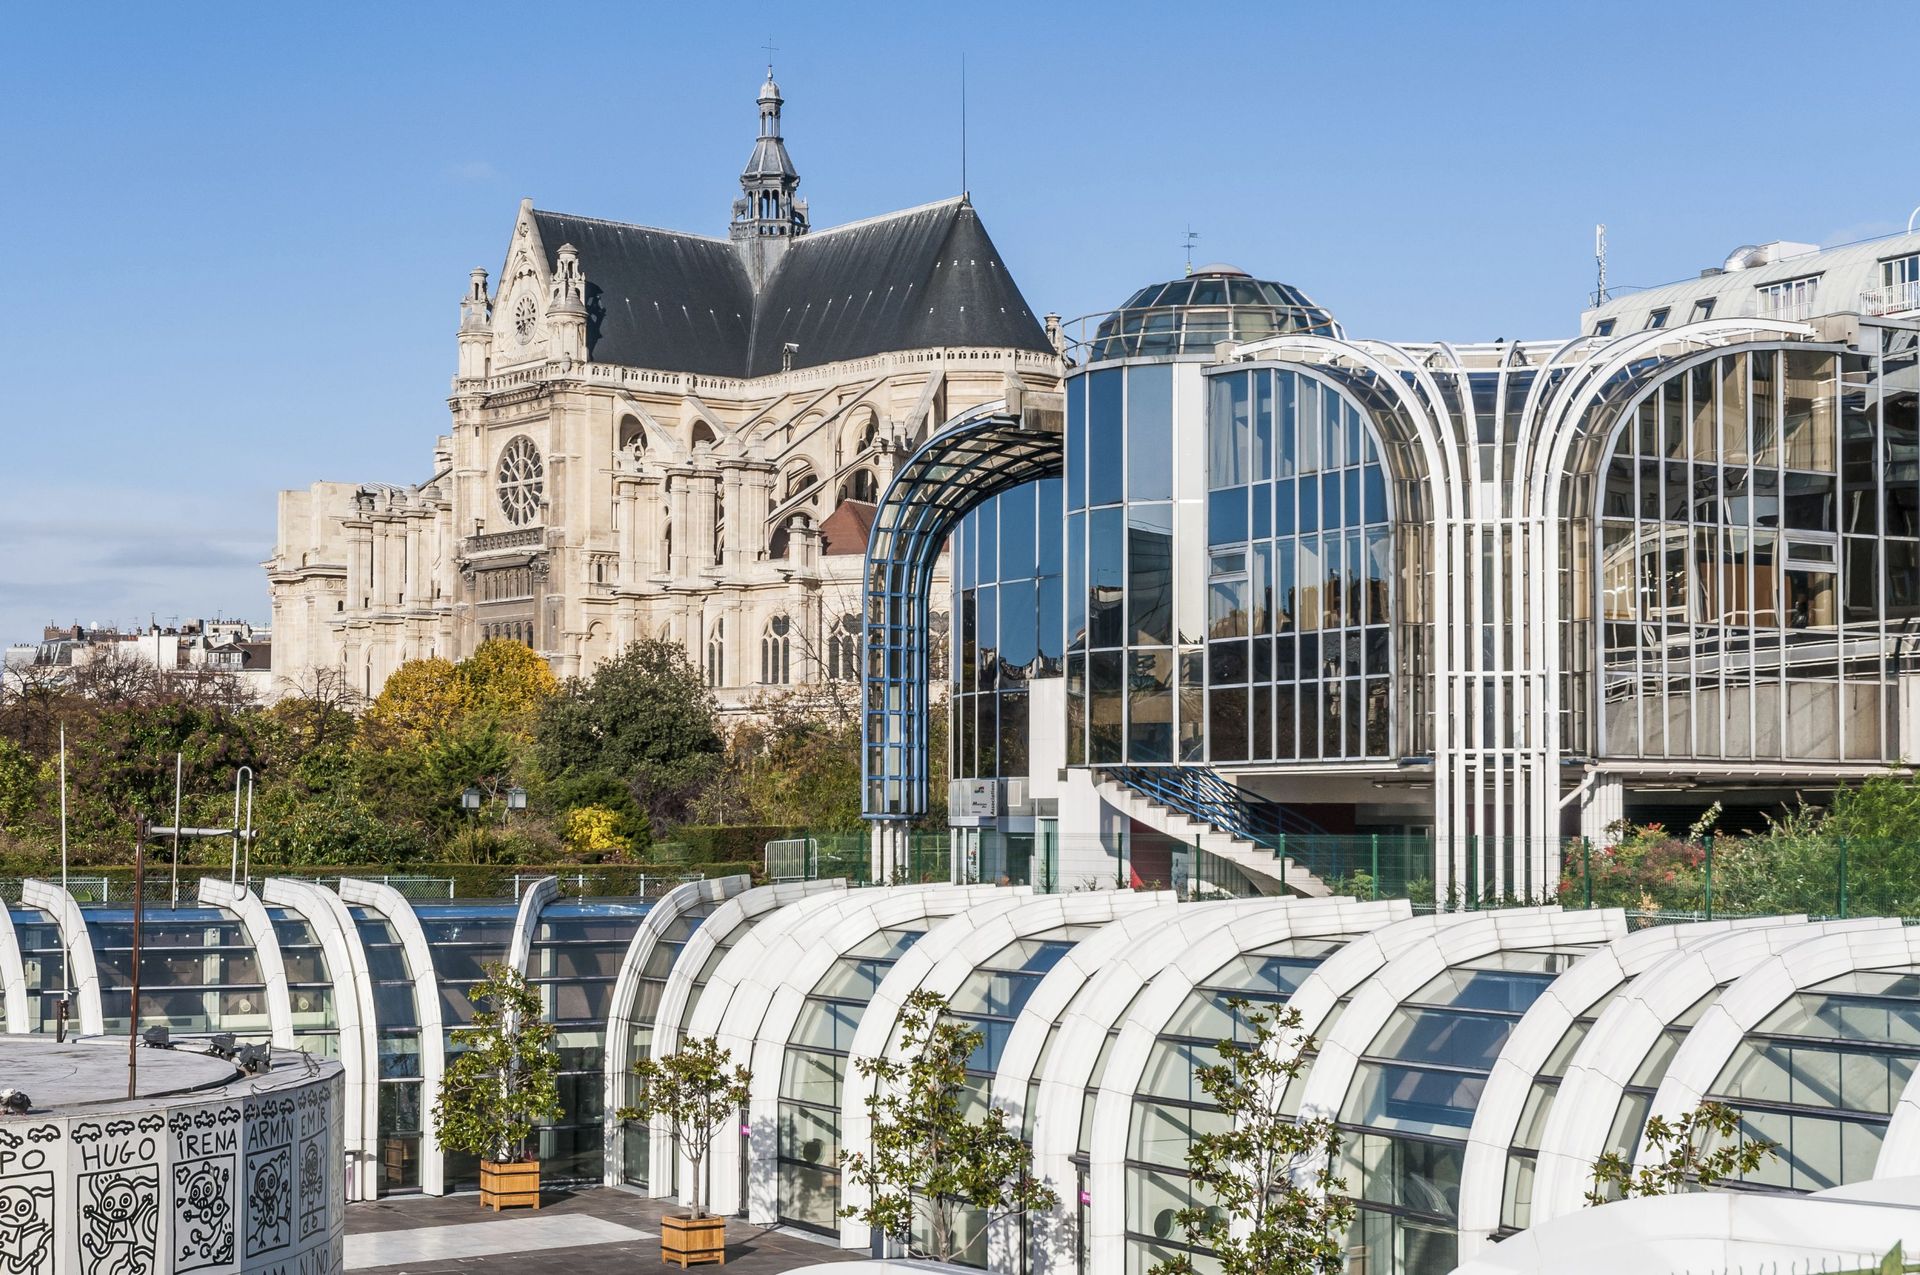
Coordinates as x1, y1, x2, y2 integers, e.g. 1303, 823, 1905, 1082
860, 402, 1063, 828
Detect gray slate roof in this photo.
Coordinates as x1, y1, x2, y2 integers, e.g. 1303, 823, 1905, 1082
529, 197, 1050, 379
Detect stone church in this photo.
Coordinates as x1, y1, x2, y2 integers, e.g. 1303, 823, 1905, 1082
268, 73, 1062, 706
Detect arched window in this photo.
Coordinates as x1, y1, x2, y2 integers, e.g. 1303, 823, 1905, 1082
841, 469, 879, 503
783, 463, 817, 502
761, 615, 792, 685
713, 490, 726, 562
618, 414, 647, 455
828, 612, 861, 681
706, 618, 725, 688
692, 420, 718, 450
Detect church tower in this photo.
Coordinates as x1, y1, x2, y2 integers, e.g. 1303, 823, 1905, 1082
730, 70, 809, 289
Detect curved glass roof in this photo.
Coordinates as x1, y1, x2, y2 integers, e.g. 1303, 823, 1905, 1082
1086, 265, 1339, 362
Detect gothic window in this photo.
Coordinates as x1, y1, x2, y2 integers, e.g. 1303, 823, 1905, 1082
841, 468, 879, 503
706, 618, 725, 688
496, 435, 545, 525
761, 614, 792, 685
783, 463, 817, 502
619, 414, 647, 455
713, 490, 726, 563
828, 612, 861, 681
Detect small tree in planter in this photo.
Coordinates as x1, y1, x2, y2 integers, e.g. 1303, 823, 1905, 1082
433, 962, 563, 1211
619, 1036, 751, 1268
841, 989, 1056, 1263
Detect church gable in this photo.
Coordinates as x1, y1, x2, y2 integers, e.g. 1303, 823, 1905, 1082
477, 80, 1054, 382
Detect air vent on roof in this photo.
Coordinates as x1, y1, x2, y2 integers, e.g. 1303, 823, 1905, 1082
1722, 241, 1820, 272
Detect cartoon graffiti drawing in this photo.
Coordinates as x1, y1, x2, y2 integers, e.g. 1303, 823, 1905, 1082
173, 1157, 236, 1270
79, 1169, 159, 1275
0, 1175, 55, 1275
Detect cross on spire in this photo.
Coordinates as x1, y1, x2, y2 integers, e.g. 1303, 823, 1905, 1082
762, 36, 777, 76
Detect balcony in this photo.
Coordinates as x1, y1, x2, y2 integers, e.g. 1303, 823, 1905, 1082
1861, 279, 1920, 317
465, 527, 545, 554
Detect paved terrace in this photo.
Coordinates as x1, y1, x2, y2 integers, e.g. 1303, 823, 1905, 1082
347, 1187, 862, 1274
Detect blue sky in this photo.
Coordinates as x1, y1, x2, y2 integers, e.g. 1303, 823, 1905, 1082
3, 1, 1915, 646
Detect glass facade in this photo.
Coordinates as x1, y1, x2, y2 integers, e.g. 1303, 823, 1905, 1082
84, 905, 270, 1039
778, 923, 929, 1232
619, 902, 724, 1188
1596, 344, 1920, 760
1496, 982, 1629, 1237
1708, 968, 1920, 1193
1063, 357, 1393, 768
352, 907, 425, 1192
270, 907, 339, 1056
1121, 937, 1346, 1275
1204, 368, 1393, 763
525, 899, 651, 1182
1338, 948, 1590, 1275
413, 902, 518, 1189
11, 907, 68, 1034
953, 478, 1065, 780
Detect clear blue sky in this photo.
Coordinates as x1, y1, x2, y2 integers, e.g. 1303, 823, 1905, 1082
4, 1, 1915, 646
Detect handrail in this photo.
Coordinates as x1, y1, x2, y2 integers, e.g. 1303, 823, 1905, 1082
1102, 765, 1327, 841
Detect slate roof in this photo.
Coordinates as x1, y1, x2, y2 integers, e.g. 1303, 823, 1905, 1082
529, 211, 754, 379
528, 197, 1051, 379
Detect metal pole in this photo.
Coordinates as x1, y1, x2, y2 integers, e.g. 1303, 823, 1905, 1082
1704, 833, 1713, 921
1370, 834, 1380, 901
230, 768, 253, 887
171, 752, 183, 908
1583, 838, 1592, 910
241, 771, 255, 886
129, 822, 145, 1099
59, 725, 69, 895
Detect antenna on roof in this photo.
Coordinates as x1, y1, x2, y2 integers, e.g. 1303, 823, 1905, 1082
1184, 226, 1200, 276
960, 53, 968, 199
1594, 223, 1609, 306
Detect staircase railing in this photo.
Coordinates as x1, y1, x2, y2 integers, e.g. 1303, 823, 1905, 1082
1098, 760, 1336, 852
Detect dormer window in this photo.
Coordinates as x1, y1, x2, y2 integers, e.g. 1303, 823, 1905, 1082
1593, 318, 1616, 337
1691, 298, 1717, 322
1645, 308, 1670, 330
1756, 274, 1821, 321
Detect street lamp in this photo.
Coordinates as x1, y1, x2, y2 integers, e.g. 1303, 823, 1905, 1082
504, 785, 526, 827
460, 787, 482, 820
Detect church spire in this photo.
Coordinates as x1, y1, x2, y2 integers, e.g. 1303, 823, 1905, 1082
731, 67, 808, 286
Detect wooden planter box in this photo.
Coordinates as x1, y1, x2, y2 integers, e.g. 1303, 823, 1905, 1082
660, 1212, 727, 1267
479, 1159, 541, 1211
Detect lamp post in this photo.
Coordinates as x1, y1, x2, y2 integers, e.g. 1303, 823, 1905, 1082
505, 786, 526, 828
461, 787, 483, 819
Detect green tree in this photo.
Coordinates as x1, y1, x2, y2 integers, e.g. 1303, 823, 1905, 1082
617, 1037, 751, 1220
0, 738, 40, 834
1586, 1100, 1778, 1203
1151, 998, 1353, 1275
840, 989, 1056, 1263
535, 639, 721, 828
433, 963, 563, 1164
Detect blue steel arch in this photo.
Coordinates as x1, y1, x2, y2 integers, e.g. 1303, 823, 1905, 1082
862, 401, 1064, 822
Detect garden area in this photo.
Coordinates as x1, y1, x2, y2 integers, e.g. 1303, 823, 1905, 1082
0, 637, 946, 894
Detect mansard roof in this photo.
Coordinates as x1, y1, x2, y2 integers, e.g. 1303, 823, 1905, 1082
528, 196, 1051, 379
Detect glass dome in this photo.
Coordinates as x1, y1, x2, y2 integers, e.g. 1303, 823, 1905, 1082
1085, 265, 1339, 362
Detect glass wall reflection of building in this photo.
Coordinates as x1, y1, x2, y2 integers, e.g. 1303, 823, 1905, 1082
921, 233, 1920, 905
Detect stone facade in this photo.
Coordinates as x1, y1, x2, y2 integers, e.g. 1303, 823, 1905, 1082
269, 76, 1061, 707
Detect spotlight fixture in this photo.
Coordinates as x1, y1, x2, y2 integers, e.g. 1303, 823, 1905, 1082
236, 1044, 273, 1075
0, 1089, 29, 1115
141, 1025, 173, 1049
206, 1032, 238, 1060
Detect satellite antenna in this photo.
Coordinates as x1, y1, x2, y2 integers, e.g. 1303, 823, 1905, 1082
1594, 223, 1609, 306
1184, 226, 1200, 276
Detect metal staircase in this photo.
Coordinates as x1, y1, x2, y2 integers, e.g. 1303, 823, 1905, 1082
1096, 766, 1336, 898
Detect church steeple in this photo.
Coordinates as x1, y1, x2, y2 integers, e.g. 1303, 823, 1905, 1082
731, 68, 808, 288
